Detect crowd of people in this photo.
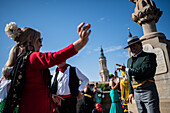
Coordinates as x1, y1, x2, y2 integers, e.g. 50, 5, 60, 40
0, 21, 160, 113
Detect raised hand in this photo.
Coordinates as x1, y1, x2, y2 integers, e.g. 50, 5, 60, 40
77, 22, 91, 41
73, 22, 91, 52
116, 64, 126, 72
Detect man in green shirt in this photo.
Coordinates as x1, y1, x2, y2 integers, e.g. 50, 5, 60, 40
116, 36, 160, 113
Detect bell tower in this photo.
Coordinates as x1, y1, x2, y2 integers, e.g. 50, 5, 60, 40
99, 46, 109, 82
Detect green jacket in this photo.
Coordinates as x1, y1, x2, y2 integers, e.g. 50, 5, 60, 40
127, 51, 157, 94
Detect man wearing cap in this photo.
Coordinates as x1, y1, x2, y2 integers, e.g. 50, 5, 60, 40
116, 36, 160, 113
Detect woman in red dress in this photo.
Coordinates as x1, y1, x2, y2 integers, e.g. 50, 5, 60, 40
3, 22, 91, 113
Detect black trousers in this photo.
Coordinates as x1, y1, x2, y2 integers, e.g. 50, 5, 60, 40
58, 96, 77, 113
79, 96, 94, 113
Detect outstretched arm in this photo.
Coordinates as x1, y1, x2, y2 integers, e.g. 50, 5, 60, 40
29, 22, 91, 69
76, 67, 89, 91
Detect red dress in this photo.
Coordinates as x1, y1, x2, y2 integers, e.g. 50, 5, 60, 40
18, 44, 77, 113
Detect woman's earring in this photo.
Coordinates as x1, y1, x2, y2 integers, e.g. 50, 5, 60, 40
26, 42, 34, 52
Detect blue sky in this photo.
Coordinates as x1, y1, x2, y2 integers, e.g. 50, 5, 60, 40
0, 0, 170, 82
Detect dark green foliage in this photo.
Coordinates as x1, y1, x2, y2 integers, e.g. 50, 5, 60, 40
98, 83, 110, 91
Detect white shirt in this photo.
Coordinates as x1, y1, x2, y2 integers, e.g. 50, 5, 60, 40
0, 80, 11, 102
51, 66, 89, 95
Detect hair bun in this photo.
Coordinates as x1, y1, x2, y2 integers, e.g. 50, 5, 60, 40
5, 22, 21, 41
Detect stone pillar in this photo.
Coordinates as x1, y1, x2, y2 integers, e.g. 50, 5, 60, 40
142, 21, 157, 35
130, 0, 162, 35
129, 0, 170, 112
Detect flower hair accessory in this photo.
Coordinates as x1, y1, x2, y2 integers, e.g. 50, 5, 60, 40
5, 22, 21, 40
109, 73, 114, 78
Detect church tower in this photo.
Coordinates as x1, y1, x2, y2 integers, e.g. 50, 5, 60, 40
99, 46, 109, 82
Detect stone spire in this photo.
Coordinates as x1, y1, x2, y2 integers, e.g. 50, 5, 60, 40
128, 27, 132, 37
127, 27, 134, 57
130, 0, 163, 35
100, 45, 105, 58
99, 46, 109, 82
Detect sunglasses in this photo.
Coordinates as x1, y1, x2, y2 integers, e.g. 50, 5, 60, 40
38, 38, 43, 43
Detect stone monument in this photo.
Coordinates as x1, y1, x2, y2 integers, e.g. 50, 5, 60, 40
128, 0, 170, 112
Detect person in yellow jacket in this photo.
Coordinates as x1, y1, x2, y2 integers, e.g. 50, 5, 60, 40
120, 71, 129, 102
120, 71, 129, 113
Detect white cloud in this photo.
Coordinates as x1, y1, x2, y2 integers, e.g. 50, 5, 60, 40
86, 51, 92, 54
116, 51, 129, 58
93, 45, 123, 53
105, 46, 123, 53
100, 17, 105, 21
93, 47, 100, 51
97, 17, 105, 22
123, 51, 129, 57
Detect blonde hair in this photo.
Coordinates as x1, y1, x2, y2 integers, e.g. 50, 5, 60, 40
3, 23, 41, 75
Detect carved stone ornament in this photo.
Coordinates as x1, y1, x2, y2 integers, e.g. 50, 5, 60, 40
143, 43, 167, 74
130, 0, 162, 26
